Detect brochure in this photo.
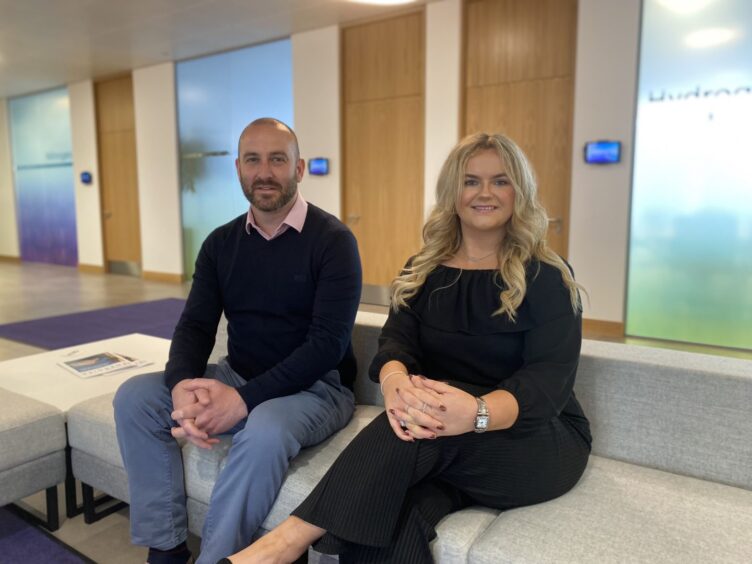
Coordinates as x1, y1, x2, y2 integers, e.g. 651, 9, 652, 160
58, 352, 152, 378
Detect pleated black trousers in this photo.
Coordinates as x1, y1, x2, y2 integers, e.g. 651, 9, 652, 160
292, 412, 591, 563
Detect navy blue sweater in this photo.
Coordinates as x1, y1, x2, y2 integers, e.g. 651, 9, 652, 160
164, 204, 362, 412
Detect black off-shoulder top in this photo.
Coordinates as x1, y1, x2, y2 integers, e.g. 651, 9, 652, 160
369, 261, 591, 438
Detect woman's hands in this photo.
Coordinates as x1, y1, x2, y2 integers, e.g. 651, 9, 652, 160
381, 366, 481, 440
410, 378, 478, 436
380, 363, 445, 442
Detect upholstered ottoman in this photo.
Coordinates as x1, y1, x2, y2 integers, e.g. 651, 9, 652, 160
0, 388, 67, 530
67, 391, 130, 518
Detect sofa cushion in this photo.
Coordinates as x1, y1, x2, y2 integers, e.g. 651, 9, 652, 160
67, 392, 123, 468
433, 507, 498, 563
576, 340, 752, 490
468, 455, 752, 564
0, 388, 66, 472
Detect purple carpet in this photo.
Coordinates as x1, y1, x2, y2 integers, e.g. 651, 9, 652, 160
0, 506, 93, 563
0, 298, 185, 349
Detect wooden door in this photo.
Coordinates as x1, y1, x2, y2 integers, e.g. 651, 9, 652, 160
342, 12, 425, 286
95, 76, 141, 273
464, 0, 578, 256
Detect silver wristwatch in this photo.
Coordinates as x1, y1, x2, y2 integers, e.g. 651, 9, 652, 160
474, 396, 489, 433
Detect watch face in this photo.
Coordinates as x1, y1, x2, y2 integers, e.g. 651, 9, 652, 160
475, 415, 489, 430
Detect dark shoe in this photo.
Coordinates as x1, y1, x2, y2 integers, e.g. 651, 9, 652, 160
146, 543, 192, 564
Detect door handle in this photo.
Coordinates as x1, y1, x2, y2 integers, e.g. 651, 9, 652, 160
180, 150, 230, 159
548, 217, 563, 234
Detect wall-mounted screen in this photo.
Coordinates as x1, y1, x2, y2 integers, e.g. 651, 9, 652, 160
308, 158, 329, 176
584, 141, 621, 164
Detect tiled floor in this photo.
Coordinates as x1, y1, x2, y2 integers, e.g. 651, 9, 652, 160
1, 260, 750, 563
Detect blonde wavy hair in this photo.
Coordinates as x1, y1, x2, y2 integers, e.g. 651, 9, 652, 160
391, 132, 582, 321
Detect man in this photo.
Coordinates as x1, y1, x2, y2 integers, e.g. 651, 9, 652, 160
114, 118, 362, 564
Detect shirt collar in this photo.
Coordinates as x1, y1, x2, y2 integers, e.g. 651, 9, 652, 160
245, 192, 308, 240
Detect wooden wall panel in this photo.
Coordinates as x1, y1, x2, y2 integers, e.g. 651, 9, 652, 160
344, 12, 424, 103
465, 0, 577, 86
95, 75, 141, 267
98, 129, 140, 260
343, 11, 425, 286
95, 77, 135, 133
345, 97, 424, 285
463, 0, 577, 257
465, 78, 573, 252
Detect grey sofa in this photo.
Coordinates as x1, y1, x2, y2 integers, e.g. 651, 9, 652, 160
0, 388, 67, 530
67, 311, 752, 562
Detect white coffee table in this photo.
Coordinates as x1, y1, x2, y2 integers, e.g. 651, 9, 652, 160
0, 333, 170, 519
0, 333, 170, 414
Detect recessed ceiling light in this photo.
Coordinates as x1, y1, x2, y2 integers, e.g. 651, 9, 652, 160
685, 27, 738, 48
349, 0, 418, 5
657, 0, 716, 15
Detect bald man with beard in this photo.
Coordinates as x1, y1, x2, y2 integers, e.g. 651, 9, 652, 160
114, 118, 362, 564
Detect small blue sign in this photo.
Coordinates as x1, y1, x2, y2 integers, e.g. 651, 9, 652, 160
584, 141, 621, 164
308, 158, 329, 176
80, 171, 93, 184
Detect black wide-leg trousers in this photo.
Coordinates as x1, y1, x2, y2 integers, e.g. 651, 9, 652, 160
292, 412, 590, 563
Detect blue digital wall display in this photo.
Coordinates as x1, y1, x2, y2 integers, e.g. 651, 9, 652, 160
308, 158, 330, 176
583, 140, 621, 164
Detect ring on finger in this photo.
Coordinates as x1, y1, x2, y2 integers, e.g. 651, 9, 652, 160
420, 401, 427, 413
399, 420, 408, 429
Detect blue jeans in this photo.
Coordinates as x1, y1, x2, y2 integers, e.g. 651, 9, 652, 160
113, 358, 355, 564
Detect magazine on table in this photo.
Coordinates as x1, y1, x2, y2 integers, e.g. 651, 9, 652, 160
58, 352, 152, 378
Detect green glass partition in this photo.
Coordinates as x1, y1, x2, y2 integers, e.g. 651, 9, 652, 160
627, 0, 752, 349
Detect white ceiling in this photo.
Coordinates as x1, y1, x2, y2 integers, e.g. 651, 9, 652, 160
0, 0, 428, 99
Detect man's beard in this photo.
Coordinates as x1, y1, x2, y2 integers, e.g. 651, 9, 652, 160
242, 177, 297, 212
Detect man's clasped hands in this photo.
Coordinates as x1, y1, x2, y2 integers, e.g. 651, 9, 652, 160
170, 379, 249, 449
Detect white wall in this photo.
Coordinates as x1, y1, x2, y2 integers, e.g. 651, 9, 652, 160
0, 100, 19, 257
568, 0, 641, 323
68, 80, 104, 268
292, 26, 341, 218
424, 0, 462, 218
133, 63, 183, 276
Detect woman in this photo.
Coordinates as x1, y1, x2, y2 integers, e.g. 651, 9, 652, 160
223, 133, 592, 563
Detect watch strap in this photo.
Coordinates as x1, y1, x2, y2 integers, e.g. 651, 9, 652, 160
474, 396, 489, 433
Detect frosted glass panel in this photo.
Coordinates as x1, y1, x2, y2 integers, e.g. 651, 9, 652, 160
177, 39, 294, 277
9, 88, 77, 266
627, 0, 752, 349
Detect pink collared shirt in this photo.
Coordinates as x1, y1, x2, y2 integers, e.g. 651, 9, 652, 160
245, 193, 308, 241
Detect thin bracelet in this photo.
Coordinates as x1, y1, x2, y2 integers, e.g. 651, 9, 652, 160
380, 370, 407, 395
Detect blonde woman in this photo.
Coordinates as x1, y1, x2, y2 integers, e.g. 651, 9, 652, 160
222, 133, 591, 564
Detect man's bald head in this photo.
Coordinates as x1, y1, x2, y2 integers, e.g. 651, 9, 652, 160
238, 118, 300, 161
